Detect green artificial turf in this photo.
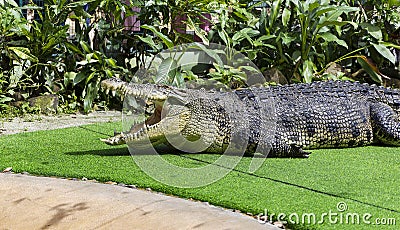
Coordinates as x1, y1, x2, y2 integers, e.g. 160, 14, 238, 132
1, 122, 399, 229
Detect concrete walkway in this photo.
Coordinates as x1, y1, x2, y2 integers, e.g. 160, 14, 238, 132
0, 173, 277, 230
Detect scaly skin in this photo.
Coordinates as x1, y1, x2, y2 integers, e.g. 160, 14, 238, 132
101, 78, 400, 157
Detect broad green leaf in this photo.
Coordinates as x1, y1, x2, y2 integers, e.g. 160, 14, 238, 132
315, 5, 358, 21
335, 40, 348, 49
8, 47, 38, 62
269, 0, 282, 28
246, 50, 257, 60
105, 69, 113, 78
85, 53, 94, 62
73, 72, 88, 86
372, 43, 396, 64
256, 42, 276, 49
141, 25, 174, 49
312, 6, 336, 19
186, 16, 209, 46
85, 71, 97, 85
65, 42, 83, 55
242, 28, 260, 37
187, 43, 223, 67
42, 26, 68, 54
67, 0, 95, 7
308, 1, 322, 13
317, 20, 357, 31
318, 32, 348, 48
239, 65, 259, 73
105, 58, 117, 67
80, 40, 92, 53
136, 35, 161, 51
76, 60, 89, 66
64, 72, 77, 86
255, 35, 275, 42
172, 71, 184, 88
83, 81, 99, 113
233, 10, 248, 21
302, 60, 315, 83
1, 0, 18, 7
282, 8, 291, 27
361, 23, 382, 40
93, 51, 103, 60
10, 65, 23, 87
232, 28, 260, 42
0, 96, 13, 103
279, 32, 296, 46
218, 29, 230, 47
357, 57, 383, 83
155, 57, 178, 84
18, 5, 43, 10
259, 7, 269, 34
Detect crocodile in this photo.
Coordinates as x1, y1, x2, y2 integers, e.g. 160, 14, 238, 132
100, 78, 400, 157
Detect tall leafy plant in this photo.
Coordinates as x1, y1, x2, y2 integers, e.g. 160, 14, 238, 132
252, 0, 360, 82
64, 41, 128, 113
239, 0, 399, 83
0, 0, 36, 107
337, 0, 400, 82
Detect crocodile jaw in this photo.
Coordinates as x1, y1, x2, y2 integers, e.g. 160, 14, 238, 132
100, 78, 191, 147
100, 78, 187, 101
101, 106, 191, 147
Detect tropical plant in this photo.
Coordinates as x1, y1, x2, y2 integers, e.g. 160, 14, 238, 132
2, 0, 400, 116
206, 0, 400, 84
0, 0, 34, 108
336, 0, 400, 82
0, 0, 133, 113
64, 41, 129, 113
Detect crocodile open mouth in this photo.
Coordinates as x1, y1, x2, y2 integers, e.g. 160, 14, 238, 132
100, 78, 187, 145
101, 95, 170, 145
124, 98, 166, 141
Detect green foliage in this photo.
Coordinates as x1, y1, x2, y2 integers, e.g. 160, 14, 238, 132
146, 42, 259, 89
1, 0, 400, 115
0, 0, 30, 107
0, 0, 134, 114
208, 63, 248, 88
208, 0, 400, 83
65, 41, 128, 113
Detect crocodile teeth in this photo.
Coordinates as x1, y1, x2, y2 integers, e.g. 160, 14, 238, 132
112, 90, 116, 97
125, 134, 131, 142
105, 88, 110, 95
121, 85, 127, 93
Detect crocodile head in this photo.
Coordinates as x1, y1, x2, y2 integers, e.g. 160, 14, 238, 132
100, 78, 231, 153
